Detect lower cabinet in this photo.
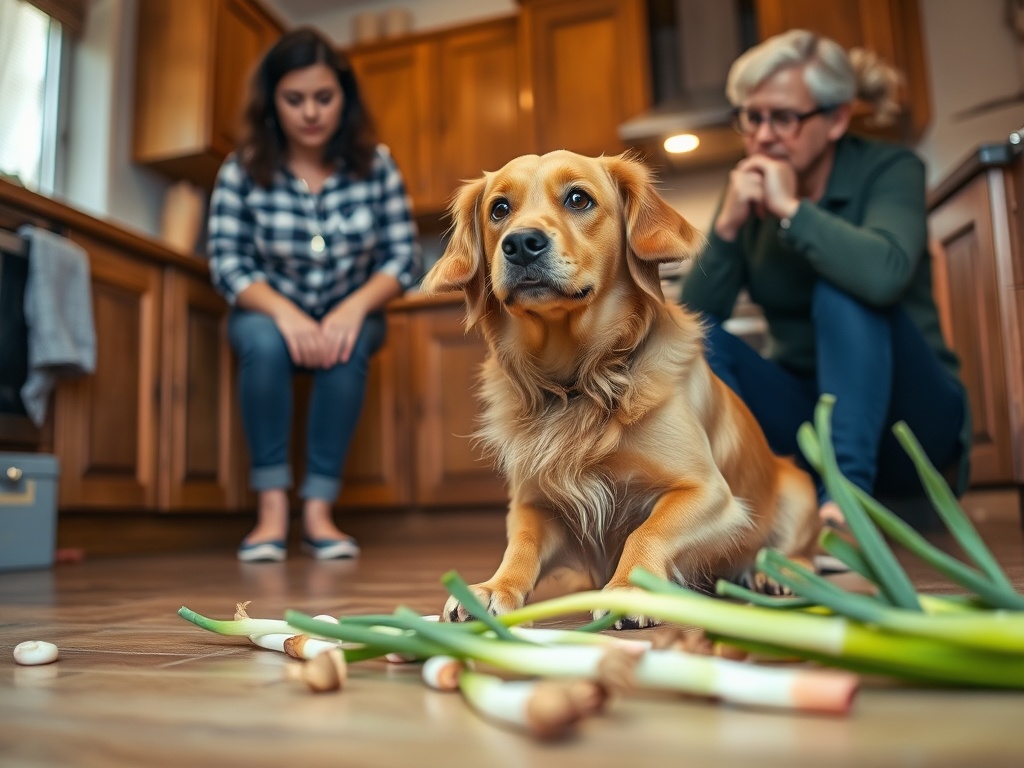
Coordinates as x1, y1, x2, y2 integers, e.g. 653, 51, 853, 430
54, 232, 163, 510
54, 231, 241, 512
928, 148, 1024, 493
330, 312, 415, 508
53, 243, 500, 514
408, 301, 506, 506
337, 298, 506, 510
158, 269, 240, 510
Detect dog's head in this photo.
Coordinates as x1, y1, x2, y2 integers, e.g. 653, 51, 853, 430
421, 150, 703, 329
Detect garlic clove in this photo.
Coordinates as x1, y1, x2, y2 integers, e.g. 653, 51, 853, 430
14, 640, 59, 666
286, 647, 347, 692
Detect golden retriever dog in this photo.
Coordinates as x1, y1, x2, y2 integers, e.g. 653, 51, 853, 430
421, 150, 819, 628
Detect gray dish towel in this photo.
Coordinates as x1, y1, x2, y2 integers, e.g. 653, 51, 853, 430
18, 225, 97, 426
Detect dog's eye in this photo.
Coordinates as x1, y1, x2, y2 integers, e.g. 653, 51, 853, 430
490, 199, 511, 221
565, 190, 593, 211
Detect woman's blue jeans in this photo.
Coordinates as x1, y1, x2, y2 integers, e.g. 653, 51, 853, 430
227, 309, 386, 503
701, 281, 965, 503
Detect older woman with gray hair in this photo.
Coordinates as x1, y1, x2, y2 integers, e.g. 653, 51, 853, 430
680, 29, 969, 531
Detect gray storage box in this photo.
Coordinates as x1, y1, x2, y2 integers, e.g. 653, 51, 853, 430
0, 453, 59, 571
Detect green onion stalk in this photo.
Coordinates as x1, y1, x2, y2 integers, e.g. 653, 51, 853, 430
282, 607, 859, 714
430, 575, 1024, 690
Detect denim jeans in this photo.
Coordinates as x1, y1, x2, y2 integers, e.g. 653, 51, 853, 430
701, 280, 965, 504
227, 308, 387, 502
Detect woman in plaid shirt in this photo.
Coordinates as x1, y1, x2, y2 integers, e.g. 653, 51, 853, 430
208, 28, 421, 562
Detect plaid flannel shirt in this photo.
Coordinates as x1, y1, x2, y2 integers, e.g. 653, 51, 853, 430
207, 145, 421, 315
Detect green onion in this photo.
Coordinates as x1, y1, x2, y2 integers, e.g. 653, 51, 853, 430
178, 605, 300, 639
755, 549, 1024, 654
491, 576, 1024, 689
854, 487, 1024, 610
440, 571, 520, 641
799, 414, 1024, 611
801, 397, 921, 610
715, 580, 819, 609
816, 529, 880, 588
892, 421, 1014, 591
456, 669, 585, 740
389, 607, 858, 713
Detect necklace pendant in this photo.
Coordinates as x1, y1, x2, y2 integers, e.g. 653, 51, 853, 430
310, 234, 326, 253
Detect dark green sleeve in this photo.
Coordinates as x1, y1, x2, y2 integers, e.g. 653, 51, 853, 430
679, 228, 746, 322
784, 153, 928, 307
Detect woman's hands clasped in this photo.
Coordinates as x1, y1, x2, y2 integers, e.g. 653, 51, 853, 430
714, 155, 801, 242
274, 299, 365, 369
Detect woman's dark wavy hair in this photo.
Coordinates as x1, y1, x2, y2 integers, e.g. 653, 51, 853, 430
238, 27, 377, 186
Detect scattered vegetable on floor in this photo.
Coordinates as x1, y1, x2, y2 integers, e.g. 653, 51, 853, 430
177, 395, 1024, 740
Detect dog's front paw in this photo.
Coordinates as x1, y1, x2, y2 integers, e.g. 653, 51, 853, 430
441, 584, 526, 622
737, 569, 792, 597
595, 586, 662, 630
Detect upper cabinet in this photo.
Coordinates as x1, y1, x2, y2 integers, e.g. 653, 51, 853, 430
133, 0, 283, 188
437, 20, 528, 197
349, 40, 440, 211
348, 17, 526, 214
518, 0, 651, 157
756, 0, 930, 141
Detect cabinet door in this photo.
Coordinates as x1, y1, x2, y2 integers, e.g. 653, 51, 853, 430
133, 0, 282, 186
158, 269, 240, 511
410, 304, 506, 506
519, 0, 651, 157
756, 0, 930, 141
437, 19, 527, 200
350, 41, 441, 212
211, 0, 279, 157
339, 313, 414, 507
54, 235, 162, 509
929, 174, 1015, 485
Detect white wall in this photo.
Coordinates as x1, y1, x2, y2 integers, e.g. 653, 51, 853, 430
63, 0, 168, 238
916, 0, 1024, 185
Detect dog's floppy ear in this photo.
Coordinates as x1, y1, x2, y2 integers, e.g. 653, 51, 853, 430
603, 153, 705, 302
421, 175, 489, 328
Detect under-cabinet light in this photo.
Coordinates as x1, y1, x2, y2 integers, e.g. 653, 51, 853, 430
664, 134, 701, 154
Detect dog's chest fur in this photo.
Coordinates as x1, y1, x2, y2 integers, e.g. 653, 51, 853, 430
475, 341, 681, 546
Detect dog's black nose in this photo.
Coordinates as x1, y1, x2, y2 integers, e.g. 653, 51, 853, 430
501, 228, 549, 267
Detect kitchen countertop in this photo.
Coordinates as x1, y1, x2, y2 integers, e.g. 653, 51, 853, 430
927, 131, 1024, 209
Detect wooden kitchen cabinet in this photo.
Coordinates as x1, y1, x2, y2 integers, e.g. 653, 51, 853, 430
133, 0, 283, 187
436, 19, 529, 196
348, 40, 442, 212
43, 232, 242, 513
348, 17, 525, 214
928, 143, 1024, 506
409, 301, 505, 506
54, 233, 163, 510
158, 269, 240, 511
334, 298, 505, 510
518, 0, 651, 158
756, 0, 930, 141
336, 313, 415, 507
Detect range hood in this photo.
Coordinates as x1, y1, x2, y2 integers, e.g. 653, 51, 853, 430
621, 0, 752, 166
619, 88, 735, 142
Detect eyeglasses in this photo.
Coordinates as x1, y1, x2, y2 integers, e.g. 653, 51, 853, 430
732, 106, 834, 137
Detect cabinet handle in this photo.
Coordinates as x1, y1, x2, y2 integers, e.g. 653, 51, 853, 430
5, 466, 23, 482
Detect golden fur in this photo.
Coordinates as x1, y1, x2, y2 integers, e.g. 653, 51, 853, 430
422, 150, 819, 627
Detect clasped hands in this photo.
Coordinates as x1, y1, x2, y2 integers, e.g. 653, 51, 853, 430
714, 155, 802, 242
275, 300, 365, 369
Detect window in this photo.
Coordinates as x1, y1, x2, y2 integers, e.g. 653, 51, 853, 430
0, 0, 66, 195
